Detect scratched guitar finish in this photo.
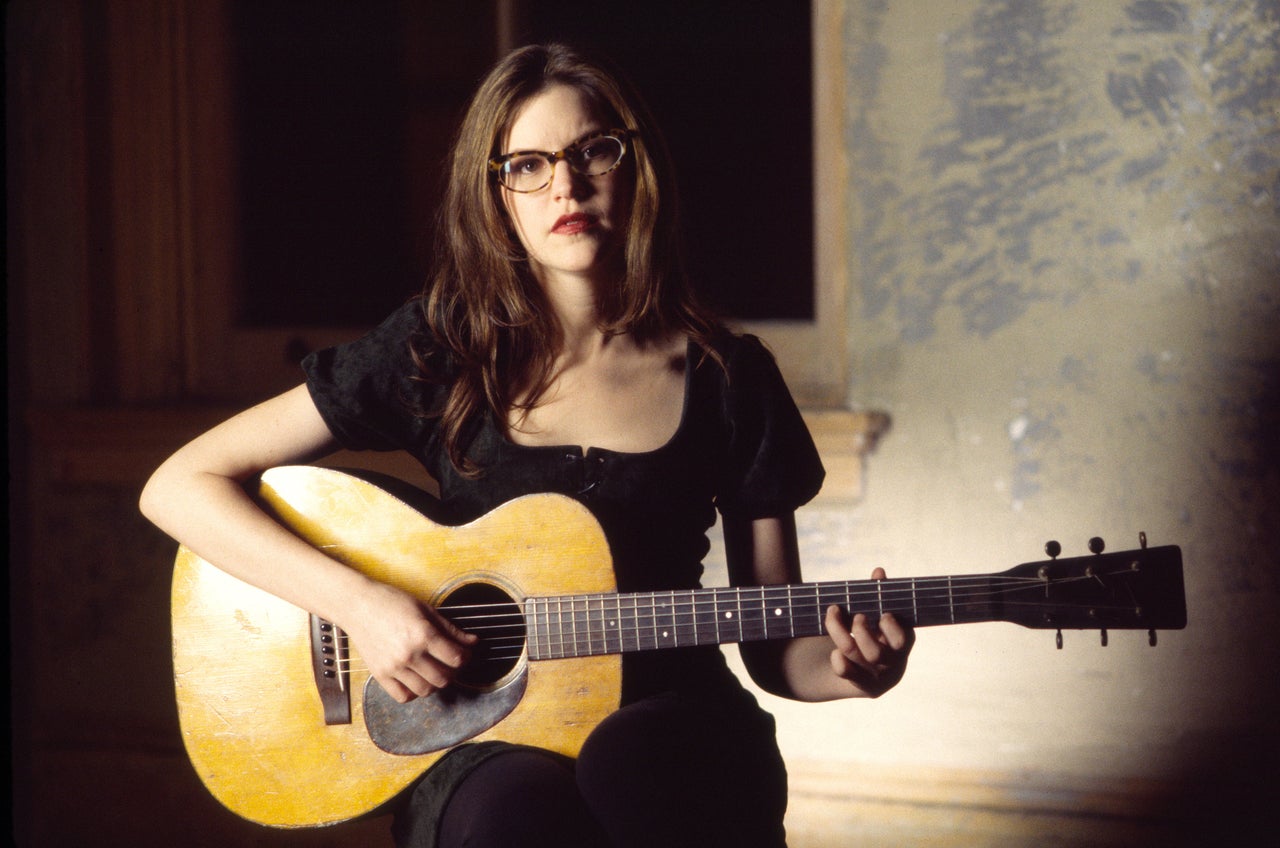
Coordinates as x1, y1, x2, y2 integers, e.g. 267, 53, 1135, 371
171, 465, 1186, 828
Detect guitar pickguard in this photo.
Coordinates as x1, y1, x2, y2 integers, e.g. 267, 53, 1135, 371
362, 668, 528, 755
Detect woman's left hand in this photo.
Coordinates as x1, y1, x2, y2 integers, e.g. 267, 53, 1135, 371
823, 567, 915, 698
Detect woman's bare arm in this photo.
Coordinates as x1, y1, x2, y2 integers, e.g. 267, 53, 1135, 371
139, 384, 474, 702
724, 514, 913, 701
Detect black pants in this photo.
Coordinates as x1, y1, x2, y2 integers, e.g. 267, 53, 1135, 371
392, 691, 789, 848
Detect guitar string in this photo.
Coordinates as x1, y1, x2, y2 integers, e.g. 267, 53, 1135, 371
331, 570, 1145, 669
468, 572, 1138, 659
443, 571, 1121, 627
412, 577, 1032, 641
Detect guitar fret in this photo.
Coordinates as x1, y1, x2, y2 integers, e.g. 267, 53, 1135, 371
577, 597, 585, 655
913, 579, 950, 628
756, 587, 772, 640
591, 596, 603, 654
544, 598, 556, 659
565, 596, 577, 656
739, 585, 765, 641
647, 593, 656, 649
773, 586, 788, 640
545, 597, 556, 659
693, 591, 716, 647
596, 596, 608, 655
568, 596, 578, 656
667, 592, 679, 646
599, 595, 611, 655
713, 589, 722, 644
613, 595, 625, 653
625, 594, 640, 652
546, 597, 556, 658
763, 586, 788, 640
526, 599, 539, 660
726, 588, 736, 643
604, 596, 620, 655
668, 591, 679, 647
815, 583, 846, 637
887, 578, 917, 623
578, 596, 589, 656
531, 598, 543, 660
757, 587, 773, 640
556, 597, 567, 659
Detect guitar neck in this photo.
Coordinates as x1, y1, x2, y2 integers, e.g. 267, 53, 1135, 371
525, 576, 997, 660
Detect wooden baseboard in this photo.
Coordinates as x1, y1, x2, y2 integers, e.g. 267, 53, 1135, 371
783, 759, 1249, 847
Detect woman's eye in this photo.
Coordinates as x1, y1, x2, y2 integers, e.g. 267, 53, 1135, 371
580, 142, 608, 161
508, 156, 543, 175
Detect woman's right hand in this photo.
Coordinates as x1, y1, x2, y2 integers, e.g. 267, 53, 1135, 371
340, 580, 479, 703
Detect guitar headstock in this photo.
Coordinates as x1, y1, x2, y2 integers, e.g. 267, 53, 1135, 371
999, 535, 1186, 642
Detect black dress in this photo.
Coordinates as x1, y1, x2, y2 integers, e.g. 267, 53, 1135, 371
303, 301, 825, 846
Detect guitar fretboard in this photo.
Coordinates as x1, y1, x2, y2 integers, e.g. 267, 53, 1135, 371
524, 577, 999, 660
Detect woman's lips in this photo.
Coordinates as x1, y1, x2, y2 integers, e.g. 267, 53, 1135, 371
552, 213, 595, 235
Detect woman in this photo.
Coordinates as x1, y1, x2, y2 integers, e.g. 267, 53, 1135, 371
141, 43, 912, 847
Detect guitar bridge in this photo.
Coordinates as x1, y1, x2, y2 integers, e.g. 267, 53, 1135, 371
309, 614, 351, 725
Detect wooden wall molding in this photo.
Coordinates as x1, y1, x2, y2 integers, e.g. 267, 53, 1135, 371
26, 406, 889, 501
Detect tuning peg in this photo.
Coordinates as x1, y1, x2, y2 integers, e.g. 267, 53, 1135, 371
1100, 629, 1108, 647
1056, 629, 1063, 649
1045, 540, 1061, 559
1088, 536, 1106, 554
1139, 531, 1148, 549
1149, 629, 1158, 647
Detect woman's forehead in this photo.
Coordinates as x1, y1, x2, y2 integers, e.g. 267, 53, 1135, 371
502, 84, 610, 152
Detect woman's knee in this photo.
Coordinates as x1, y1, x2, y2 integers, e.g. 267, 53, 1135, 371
434, 749, 606, 848
574, 698, 788, 847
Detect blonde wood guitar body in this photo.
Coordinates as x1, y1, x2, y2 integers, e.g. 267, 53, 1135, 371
171, 465, 620, 828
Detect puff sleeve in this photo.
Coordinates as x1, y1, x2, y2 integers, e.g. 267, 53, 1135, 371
302, 301, 439, 453
714, 335, 825, 519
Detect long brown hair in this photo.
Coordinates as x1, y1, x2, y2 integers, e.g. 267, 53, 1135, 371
414, 43, 724, 475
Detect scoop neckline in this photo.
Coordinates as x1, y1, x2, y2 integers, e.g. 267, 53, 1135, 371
492, 339, 697, 459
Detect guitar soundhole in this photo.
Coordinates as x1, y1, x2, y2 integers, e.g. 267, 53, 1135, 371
438, 582, 525, 688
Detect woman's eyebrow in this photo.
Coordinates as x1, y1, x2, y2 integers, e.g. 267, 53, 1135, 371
503, 127, 610, 156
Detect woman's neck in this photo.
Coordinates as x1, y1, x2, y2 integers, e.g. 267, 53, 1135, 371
538, 269, 614, 362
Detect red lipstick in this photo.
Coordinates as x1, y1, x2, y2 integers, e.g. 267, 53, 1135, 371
552, 213, 595, 235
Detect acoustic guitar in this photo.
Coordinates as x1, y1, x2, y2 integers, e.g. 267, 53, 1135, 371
171, 465, 1186, 828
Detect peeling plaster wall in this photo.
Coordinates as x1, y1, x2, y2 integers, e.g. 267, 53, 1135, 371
777, 0, 1277, 825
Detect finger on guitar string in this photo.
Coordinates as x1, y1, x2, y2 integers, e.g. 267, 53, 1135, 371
829, 608, 890, 671
876, 609, 915, 654
339, 583, 484, 703
820, 567, 916, 697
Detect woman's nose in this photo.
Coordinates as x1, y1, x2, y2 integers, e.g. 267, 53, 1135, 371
549, 158, 588, 199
